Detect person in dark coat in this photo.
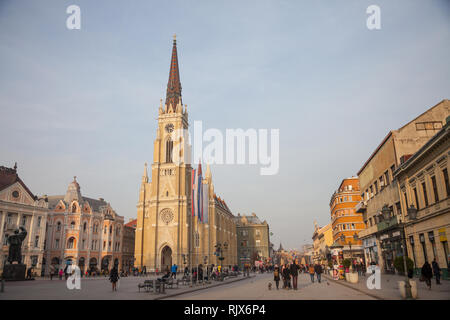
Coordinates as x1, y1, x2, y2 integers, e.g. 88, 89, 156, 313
314, 263, 323, 283
431, 258, 441, 285
273, 265, 281, 290
282, 264, 291, 289
290, 261, 300, 290
421, 261, 433, 290
109, 266, 120, 291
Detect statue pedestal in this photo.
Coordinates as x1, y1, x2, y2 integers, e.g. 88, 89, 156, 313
2, 264, 26, 281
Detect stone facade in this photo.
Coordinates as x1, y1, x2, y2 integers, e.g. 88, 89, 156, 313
235, 213, 270, 269
356, 99, 449, 273
395, 117, 450, 276
44, 177, 124, 275
0, 165, 48, 276
122, 219, 136, 273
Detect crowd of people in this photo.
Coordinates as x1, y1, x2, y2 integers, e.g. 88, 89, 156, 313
272, 261, 324, 290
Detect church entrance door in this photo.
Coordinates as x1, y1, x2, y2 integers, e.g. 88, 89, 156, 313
161, 246, 172, 273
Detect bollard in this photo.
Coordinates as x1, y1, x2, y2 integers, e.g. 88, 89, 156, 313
153, 279, 157, 293
161, 282, 165, 294
1, 278, 4, 292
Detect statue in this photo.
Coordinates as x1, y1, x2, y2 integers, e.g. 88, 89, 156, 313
7, 227, 27, 264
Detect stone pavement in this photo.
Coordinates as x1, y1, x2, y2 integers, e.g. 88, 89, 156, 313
166, 273, 377, 300
0, 274, 255, 300
322, 272, 450, 300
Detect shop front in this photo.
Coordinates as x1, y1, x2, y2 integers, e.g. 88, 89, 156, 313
363, 236, 378, 265
379, 230, 403, 274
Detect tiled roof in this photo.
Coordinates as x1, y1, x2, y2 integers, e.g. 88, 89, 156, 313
47, 195, 108, 212
125, 219, 137, 228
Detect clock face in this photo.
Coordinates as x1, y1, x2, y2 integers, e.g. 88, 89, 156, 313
165, 123, 174, 133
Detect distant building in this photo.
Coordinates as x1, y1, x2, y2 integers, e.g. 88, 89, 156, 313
312, 221, 333, 263
329, 177, 364, 261
44, 177, 124, 275
122, 218, 136, 273
235, 213, 270, 269
0, 164, 48, 276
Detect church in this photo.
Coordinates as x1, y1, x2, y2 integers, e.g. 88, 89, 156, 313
134, 36, 237, 272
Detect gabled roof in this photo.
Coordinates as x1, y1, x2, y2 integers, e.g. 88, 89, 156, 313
0, 165, 36, 200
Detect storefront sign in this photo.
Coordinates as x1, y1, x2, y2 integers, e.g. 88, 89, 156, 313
392, 231, 401, 238
439, 228, 447, 242
380, 234, 389, 241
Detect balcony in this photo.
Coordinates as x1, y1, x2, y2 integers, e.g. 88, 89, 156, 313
377, 215, 399, 232
355, 201, 367, 213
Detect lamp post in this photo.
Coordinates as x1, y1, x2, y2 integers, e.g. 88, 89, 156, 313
382, 204, 417, 299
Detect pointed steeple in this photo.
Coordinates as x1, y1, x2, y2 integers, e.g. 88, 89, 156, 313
165, 34, 182, 111
142, 163, 148, 183
205, 164, 211, 179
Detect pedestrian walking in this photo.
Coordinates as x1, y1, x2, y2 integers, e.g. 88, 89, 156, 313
308, 264, 315, 283
109, 265, 120, 291
290, 261, 300, 290
171, 264, 177, 279
273, 265, 281, 290
314, 263, 323, 283
282, 264, 291, 289
58, 268, 63, 280
421, 261, 433, 290
432, 258, 441, 285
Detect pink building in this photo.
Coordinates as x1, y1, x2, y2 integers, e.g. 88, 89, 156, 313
44, 177, 124, 275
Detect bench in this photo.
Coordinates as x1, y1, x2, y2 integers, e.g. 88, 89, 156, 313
138, 280, 152, 292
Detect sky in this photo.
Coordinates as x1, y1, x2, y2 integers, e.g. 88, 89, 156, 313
1, 0, 449, 250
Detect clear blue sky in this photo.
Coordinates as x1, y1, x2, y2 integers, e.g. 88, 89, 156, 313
1, 0, 449, 250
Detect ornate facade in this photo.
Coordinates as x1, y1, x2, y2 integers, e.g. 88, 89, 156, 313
134, 37, 237, 272
0, 164, 48, 276
44, 177, 124, 275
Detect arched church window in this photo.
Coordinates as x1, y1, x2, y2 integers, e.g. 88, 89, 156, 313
72, 203, 77, 213
166, 138, 173, 163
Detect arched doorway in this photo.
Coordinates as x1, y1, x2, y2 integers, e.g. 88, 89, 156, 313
101, 256, 111, 273
89, 258, 98, 275
161, 246, 172, 272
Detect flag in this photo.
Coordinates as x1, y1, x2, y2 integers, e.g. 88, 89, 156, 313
191, 169, 196, 217
197, 163, 202, 222
202, 183, 209, 223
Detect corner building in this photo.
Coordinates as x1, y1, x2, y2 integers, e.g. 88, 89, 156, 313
134, 37, 237, 272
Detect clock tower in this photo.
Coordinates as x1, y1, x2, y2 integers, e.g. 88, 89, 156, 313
135, 35, 192, 271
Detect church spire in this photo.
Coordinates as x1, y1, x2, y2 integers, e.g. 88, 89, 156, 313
165, 34, 182, 111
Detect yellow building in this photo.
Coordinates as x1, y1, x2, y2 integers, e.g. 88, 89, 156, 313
312, 222, 333, 263
134, 37, 237, 272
